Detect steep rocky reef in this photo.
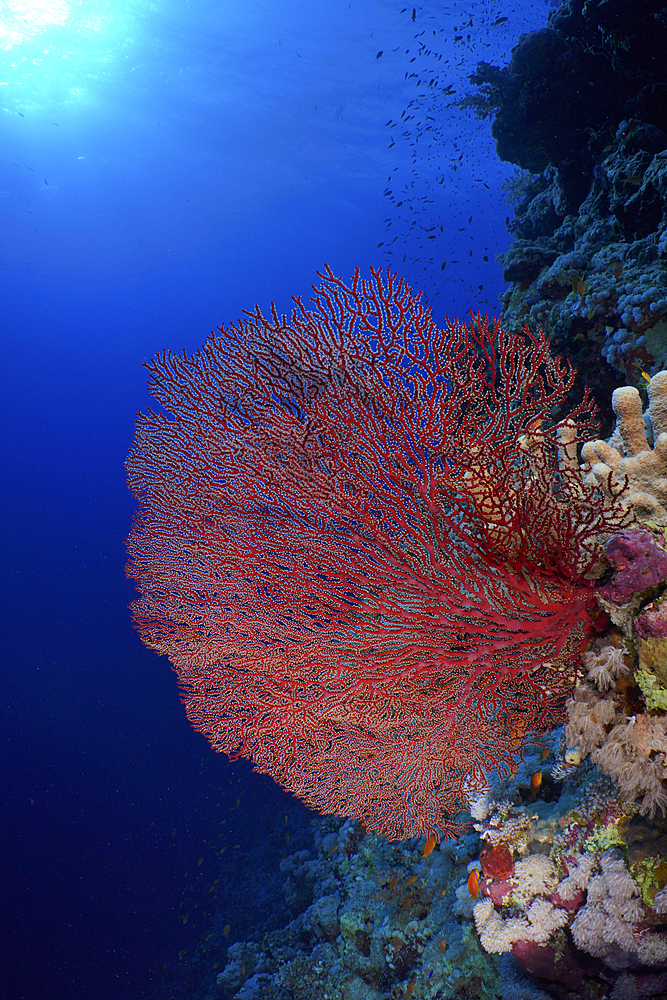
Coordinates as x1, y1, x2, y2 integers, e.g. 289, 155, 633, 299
469, 0, 667, 426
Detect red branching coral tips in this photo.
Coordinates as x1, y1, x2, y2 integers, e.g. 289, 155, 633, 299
125, 266, 626, 841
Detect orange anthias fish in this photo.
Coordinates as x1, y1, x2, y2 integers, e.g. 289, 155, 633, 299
468, 868, 481, 900
526, 769, 543, 802
422, 834, 436, 859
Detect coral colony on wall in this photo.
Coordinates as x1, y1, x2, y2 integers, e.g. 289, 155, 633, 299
125, 266, 632, 841
127, 267, 667, 995
461, 371, 667, 990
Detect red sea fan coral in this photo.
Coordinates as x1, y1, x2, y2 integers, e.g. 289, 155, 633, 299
125, 266, 626, 840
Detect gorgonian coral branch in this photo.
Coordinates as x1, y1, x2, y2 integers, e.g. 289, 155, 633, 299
125, 266, 629, 840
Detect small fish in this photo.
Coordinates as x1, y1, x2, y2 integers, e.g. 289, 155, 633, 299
641, 371, 651, 383
406, 982, 415, 999
390, 874, 398, 889
223, 923, 230, 936
439, 938, 447, 953
530, 770, 542, 793
422, 834, 436, 859
404, 874, 418, 887
493, 16, 509, 26
468, 868, 481, 900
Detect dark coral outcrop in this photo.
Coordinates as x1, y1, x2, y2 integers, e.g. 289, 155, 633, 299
469, 1, 667, 422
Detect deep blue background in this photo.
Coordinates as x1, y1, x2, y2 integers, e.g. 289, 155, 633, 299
1, 2, 549, 997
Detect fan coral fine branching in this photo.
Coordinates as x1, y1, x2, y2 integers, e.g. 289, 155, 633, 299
125, 266, 630, 839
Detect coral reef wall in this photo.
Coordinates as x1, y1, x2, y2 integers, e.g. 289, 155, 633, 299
469, 0, 667, 425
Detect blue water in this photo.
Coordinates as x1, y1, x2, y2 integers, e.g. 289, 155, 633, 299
1, 2, 549, 997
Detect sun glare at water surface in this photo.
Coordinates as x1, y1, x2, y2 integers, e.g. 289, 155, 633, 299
2, 1, 85, 48
0, 0, 134, 112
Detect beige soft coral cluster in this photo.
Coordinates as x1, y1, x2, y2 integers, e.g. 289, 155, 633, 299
581, 371, 667, 524
565, 644, 667, 818
471, 793, 667, 966
472, 854, 568, 954
569, 851, 667, 965
471, 821, 667, 964
473, 895, 569, 954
